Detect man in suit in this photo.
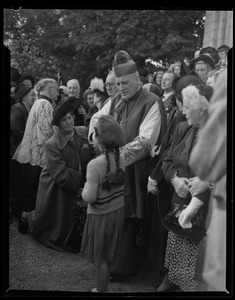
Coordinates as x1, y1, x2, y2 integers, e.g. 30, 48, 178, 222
161, 71, 178, 110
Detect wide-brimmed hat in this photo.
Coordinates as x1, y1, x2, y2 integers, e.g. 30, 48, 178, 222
217, 44, 230, 53
13, 82, 33, 102
189, 47, 219, 70
52, 97, 78, 126
96, 115, 125, 148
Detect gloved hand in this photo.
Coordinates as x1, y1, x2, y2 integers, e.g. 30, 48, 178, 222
178, 197, 204, 229
147, 176, 158, 195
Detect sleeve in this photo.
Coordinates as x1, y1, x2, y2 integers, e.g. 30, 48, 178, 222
120, 101, 162, 166
10, 107, 25, 143
88, 100, 111, 143
81, 160, 99, 203
45, 141, 81, 193
36, 101, 54, 144
161, 124, 181, 183
120, 136, 151, 166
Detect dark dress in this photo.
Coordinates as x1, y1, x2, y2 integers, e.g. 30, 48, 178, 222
10, 102, 29, 216
27, 126, 95, 253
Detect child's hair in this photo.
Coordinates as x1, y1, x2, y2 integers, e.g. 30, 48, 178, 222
102, 145, 125, 191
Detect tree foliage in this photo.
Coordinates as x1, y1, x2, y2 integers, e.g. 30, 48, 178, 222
4, 9, 205, 92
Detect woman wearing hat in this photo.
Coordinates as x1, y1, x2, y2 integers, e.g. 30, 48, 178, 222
90, 77, 108, 110
158, 84, 214, 292
10, 82, 37, 218
189, 47, 219, 84
217, 44, 230, 70
10, 82, 37, 158
80, 115, 126, 292
19, 97, 95, 253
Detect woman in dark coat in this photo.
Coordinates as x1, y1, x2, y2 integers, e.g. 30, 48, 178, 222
21, 98, 95, 253
10, 83, 37, 217
158, 84, 214, 292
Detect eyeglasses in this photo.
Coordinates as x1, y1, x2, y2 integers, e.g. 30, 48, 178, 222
105, 82, 115, 88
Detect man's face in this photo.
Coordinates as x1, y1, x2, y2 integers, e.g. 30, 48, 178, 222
161, 73, 174, 92
195, 62, 209, 82
115, 73, 139, 100
105, 74, 118, 97
67, 82, 80, 98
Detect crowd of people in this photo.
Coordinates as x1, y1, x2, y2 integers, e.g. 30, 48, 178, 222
9, 44, 230, 293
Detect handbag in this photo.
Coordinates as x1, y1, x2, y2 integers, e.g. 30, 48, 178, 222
162, 203, 206, 242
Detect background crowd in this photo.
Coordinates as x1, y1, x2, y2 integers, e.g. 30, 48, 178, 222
9, 43, 230, 293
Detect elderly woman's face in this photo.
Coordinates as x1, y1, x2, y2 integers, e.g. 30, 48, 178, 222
58, 112, 74, 133
183, 97, 200, 126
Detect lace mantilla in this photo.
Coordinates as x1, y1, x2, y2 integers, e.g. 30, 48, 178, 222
13, 99, 54, 168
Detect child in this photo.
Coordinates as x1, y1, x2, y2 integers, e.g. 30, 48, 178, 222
80, 115, 126, 293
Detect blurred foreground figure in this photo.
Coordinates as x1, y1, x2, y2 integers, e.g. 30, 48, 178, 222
189, 70, 227, 291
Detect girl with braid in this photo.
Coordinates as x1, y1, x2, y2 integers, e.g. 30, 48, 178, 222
80, 115, 126, 293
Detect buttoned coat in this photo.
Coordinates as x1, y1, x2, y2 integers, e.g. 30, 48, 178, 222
31, 126, 94, 252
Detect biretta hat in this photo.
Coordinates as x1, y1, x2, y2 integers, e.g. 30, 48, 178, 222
13, 82, 32, 102
52, 97, 77, 126
172, 75, 203, 101
112, 60, 137, 77
217, 44, 230, 53
96, 115, 125, 148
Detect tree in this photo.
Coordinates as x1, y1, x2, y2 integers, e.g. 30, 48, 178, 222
4, 9, 205, 92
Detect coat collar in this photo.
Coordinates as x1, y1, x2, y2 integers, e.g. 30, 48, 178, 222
56, 128, 81, 150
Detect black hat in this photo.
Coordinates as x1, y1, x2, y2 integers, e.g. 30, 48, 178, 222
96, 115, 125, 148
52, 97, 77, 126
112, 59, 137, 77
172, 75, 203, 101
217, 44, 230, 53
189, 47, 219, 70
13, 82, 33, 102
195, 84, 213, 102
